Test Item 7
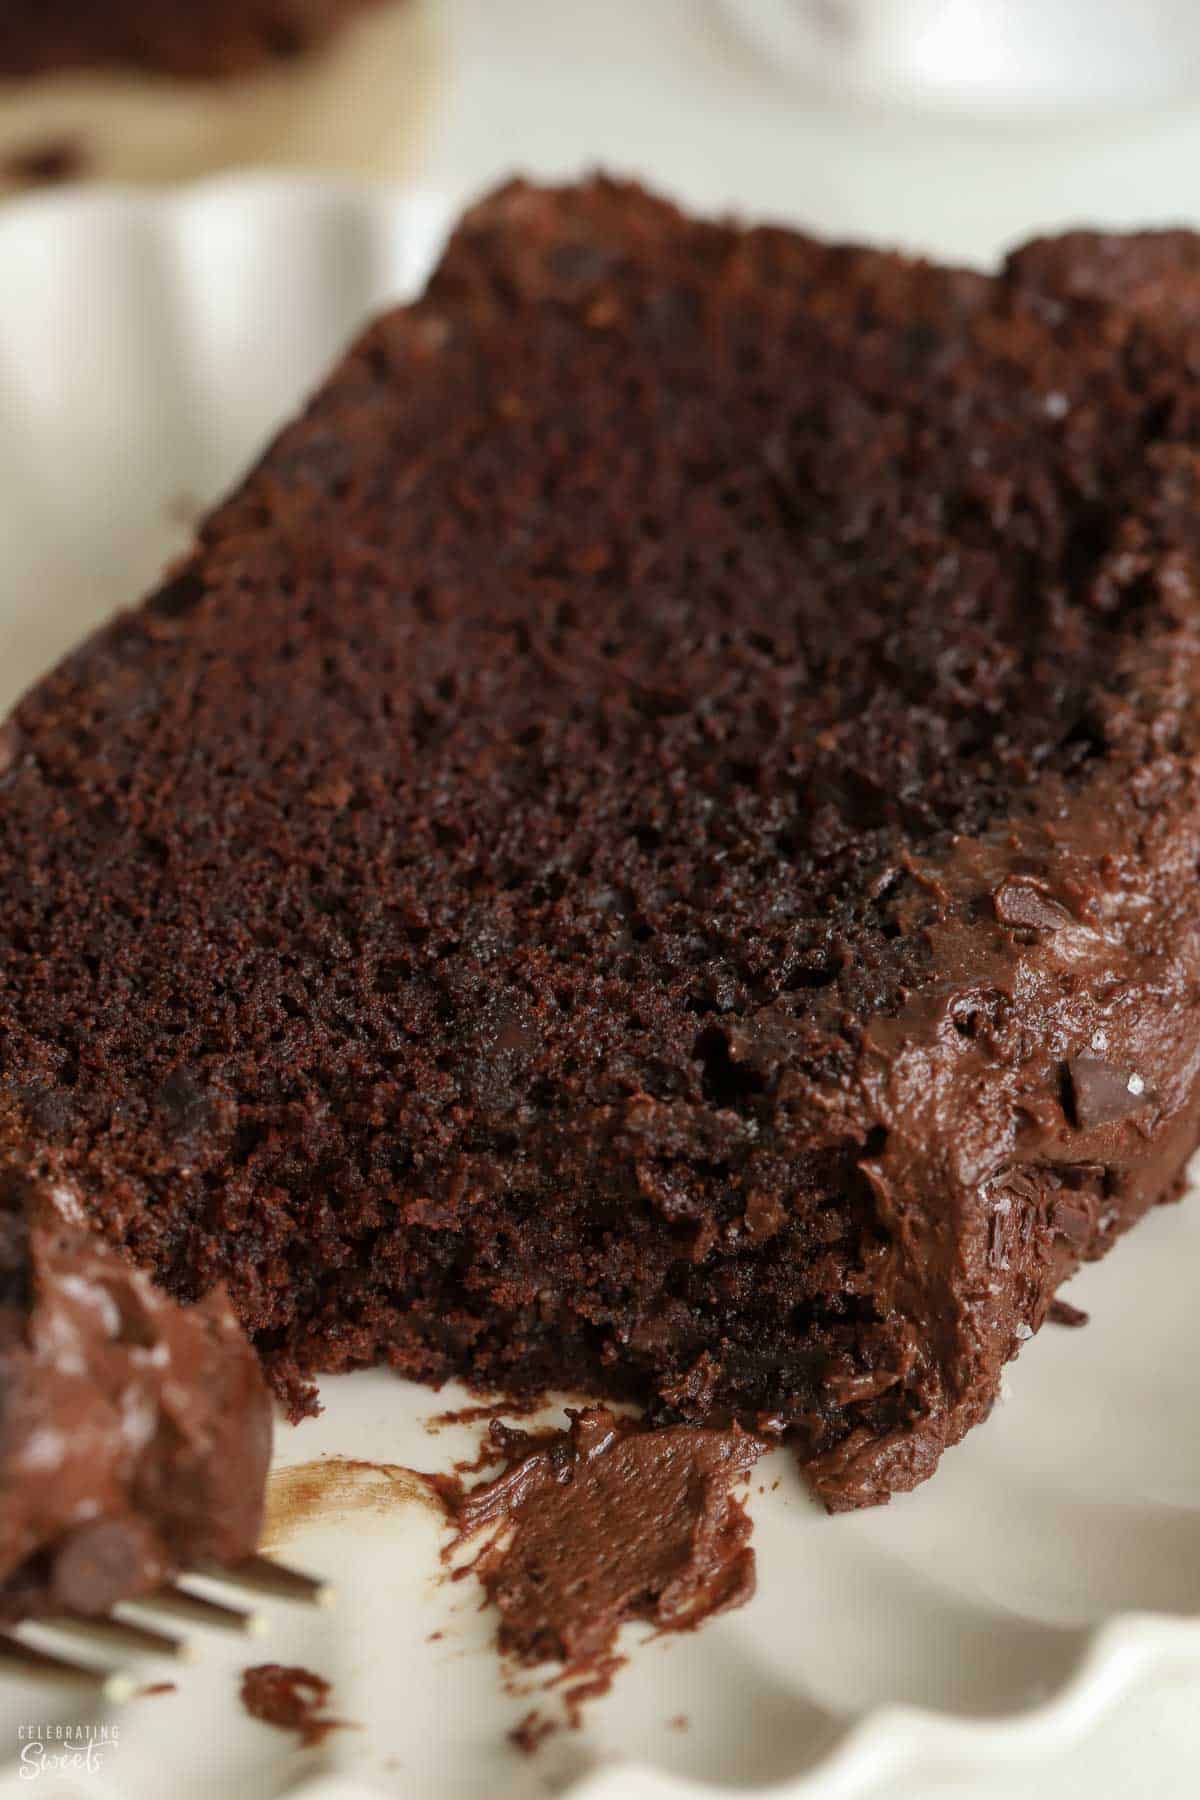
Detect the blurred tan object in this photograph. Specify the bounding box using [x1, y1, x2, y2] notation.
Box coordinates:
[0, 0, 436, 195]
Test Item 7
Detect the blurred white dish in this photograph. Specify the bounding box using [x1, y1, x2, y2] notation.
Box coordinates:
[0, 179, 1197, 1800]
[718, 0, 1200, 118]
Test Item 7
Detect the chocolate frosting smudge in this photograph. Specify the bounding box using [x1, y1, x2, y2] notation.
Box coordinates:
[240, 1664, 346, 1748]
[442, 1407, 763, 1718]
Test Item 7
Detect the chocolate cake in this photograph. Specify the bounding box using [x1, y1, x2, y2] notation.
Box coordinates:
[3, 179, 1200, 1512]
[0, 1, 386, 81]
[0, 1163, 271, 1617]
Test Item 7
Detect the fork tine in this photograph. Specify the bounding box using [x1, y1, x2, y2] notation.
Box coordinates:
[137, 1584, 267, 1636]
[202, 1553, 335, 1609]
[49, 1614, 194, 1661]
[0, 1631, 134, 1703]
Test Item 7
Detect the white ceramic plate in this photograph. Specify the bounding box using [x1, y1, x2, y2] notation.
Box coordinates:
[0, 181, 1197, 1800]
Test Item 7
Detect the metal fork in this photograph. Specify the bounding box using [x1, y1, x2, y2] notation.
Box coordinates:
[0, 1555, 333, 1702]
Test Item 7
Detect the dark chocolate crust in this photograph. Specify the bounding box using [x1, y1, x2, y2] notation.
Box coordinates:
[2, 181, 1200, 1509]
[0, 0, 386, 82]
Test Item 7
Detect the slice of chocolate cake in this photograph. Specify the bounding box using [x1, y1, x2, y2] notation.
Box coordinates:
[0, 1162, 271, 1616]
[0, 1, 388, 81]
[3, 179, 1200, 1511]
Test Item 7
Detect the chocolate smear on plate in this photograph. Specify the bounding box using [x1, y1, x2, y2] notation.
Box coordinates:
[509, 1709, 556, 1755]
[240, 1663, 347, 1748]
[441, 1406, 764, 1733]
[262, 1457, 441, 1550]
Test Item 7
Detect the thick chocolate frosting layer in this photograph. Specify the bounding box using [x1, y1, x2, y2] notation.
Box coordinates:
[0, 1167, 271, 1616]
[803, 490, 1200, 1506]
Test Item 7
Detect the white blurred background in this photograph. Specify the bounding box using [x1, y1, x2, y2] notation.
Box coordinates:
[424, 0, 1200, 264]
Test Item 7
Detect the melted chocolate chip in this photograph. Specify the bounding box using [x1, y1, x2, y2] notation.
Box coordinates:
[1065, 1057, 1153, 1131]
[993, 877, 1075, 934]
[50, 1519, 161, 1616]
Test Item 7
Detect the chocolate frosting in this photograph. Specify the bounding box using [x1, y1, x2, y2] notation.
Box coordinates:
[240, 1664, 343, 1747]
[0, 1167, 271, 1616]
[445, 1408, 762, 1679]
[801, 572, 1200, 1507]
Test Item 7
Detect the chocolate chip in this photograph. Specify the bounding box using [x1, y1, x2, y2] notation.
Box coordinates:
[993, 876, 1075, 933]
[1064, 1056, 1152, 1130]
[148, 568, 205, 623]
[154, 1067, 213, 1142]
[50, 1519, 161, 1616]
